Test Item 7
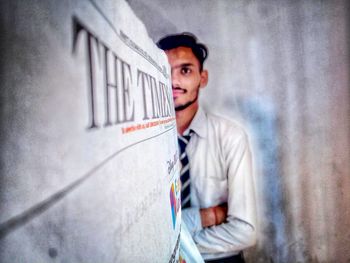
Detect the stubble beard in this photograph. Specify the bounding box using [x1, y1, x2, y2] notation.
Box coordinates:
[174, 84, 200, 112]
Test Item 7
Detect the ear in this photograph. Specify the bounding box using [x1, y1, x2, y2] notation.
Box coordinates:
[199, 69, 208, 88]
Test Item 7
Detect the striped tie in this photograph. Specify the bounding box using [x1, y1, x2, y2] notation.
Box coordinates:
[178, 134, 192, 208]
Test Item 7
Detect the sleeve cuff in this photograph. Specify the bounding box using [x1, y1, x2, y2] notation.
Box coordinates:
[181, 207, 203, 236]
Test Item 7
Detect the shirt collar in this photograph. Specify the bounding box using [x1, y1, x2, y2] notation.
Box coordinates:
[183, 107, 207, 138]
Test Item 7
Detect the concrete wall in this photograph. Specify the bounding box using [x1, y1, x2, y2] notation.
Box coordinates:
[128, 0, 350, 262]
[0, 0, 180, 262]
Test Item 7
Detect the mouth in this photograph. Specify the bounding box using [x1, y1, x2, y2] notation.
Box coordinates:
[172, 87, 186, 98]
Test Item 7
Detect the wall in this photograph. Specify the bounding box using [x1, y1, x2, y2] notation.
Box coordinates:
[128, 0, 350, 262]
[0, 0, 180, 262]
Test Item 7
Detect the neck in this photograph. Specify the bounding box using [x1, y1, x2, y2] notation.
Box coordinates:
[176, 102, 198, 135]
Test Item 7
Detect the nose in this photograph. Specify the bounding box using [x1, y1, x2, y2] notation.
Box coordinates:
[171, 70, 180, 88]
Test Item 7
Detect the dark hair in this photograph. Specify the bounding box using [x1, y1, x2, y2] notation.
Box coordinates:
[156, 32, 208, 71]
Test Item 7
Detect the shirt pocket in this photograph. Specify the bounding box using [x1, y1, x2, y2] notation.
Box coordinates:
[198, 177, 228, 207]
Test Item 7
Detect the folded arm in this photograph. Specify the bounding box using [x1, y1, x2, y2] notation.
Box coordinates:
[182, 132, 257, 255]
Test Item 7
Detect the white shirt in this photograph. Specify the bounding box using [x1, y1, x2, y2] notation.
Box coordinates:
[181, 107, 257, 260]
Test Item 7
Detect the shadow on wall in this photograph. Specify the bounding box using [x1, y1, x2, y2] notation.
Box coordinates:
[233, 96, 289, 263]
[126, 0, 178, 41]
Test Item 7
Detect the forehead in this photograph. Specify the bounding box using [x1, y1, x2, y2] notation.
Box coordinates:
[165, 46, 200, 68]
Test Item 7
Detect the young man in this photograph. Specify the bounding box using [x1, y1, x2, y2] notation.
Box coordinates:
[157, 33, 257, 263]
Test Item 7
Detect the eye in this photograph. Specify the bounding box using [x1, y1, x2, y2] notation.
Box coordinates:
[180, 67, 192, 75]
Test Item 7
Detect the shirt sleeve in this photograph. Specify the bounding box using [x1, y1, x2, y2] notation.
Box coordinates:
[181, 207, 203, 235]
[183, 131, 257, 255]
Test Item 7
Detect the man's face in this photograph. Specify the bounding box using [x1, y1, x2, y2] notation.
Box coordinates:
[165, 47, 208, 111]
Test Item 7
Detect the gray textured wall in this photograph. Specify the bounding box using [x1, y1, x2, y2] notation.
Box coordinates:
[128, 0, 350, 262]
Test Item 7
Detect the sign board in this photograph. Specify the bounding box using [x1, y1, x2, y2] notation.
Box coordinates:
[0, 0, 181, 262]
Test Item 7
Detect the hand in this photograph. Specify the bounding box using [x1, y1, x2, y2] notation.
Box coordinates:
[199, 207, 216, 227]
[214, 204, 228, 225]
[200, 203, 228, 227]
